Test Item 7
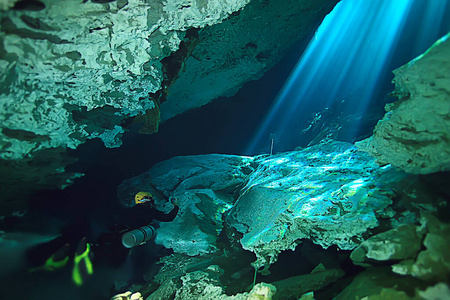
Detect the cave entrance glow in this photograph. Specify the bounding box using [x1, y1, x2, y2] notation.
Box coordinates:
[245, 0, 450, 155]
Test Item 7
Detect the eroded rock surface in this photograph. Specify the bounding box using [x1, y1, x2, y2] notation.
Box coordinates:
[117, 140, 450, 298]
[356, 33, 450, 174]
[117, 154, 255, 256]
[0, 0, 250, 161]
[0, 0, 339, 203]
[350, 224, 423, 266]
[392, 213, 450, 281]
[161, 0, 339, 121]
[226, 141, 404, 268]
[118, 141, 406, 269]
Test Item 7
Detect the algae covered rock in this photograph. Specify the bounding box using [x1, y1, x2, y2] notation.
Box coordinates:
[270, 264, 344, 300]
[350, 224, 423, 266]
[417, 283, 450, 300]
[356, 33, 450, 174]
[344, 214, 450, 300]
[392, 213, 450, 281]
[333, 267, 425, 300]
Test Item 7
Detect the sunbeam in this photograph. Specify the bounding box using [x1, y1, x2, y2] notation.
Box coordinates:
[245, 0, 450, 155]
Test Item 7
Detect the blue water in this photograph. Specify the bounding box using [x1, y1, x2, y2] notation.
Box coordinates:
[246, 0, 450, 155]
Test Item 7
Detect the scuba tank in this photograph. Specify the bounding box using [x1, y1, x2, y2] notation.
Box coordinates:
[121, 225, 156, 248]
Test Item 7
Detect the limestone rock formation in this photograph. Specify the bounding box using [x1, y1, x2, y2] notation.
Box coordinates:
[118, 140, 407, 271]
[392, 213, 450, 281]
[0, 0, 339, 203]
[149, 253, 342, 300]
[226, 140, 404, 269]
[161, 0, 339, 121]
[0, 0, 250, 203]
[0, 0, 340, 160]
[269, 263, 344, 300]
[0, 0, 250, 161]
[356, 33, 450, 174]
[333, 267, 426, 300]
[173, 267, 277, 300]
[350, 224, 423, 267]
[117, 154, 255, 256]
[345, 213, 450, 298]
[118, 140, 450, 298]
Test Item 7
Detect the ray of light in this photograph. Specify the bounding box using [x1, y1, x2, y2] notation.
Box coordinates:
[245, 0, 449, 155]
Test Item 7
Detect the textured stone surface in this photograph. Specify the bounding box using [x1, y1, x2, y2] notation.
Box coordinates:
[162, 0, 339, 121]
[150, 255, 340, 300]
[350, 224, 423, 266]
[356, 33, 450, 174]
[119, 141, 406, 267]
[270, 264, 344, 300]
[418, 283, 450, 300]
[147, 154, 254, 197]
[117, 154, 254, 255]
[333, 267, 423, 300]
[226, 140, 403, 268]
[0, 0, 250, 161]
[392, 213, 450, 281]
[174, 267, 277, 300]
[119, 141, 442, 298]
[0, 0, 340, 202]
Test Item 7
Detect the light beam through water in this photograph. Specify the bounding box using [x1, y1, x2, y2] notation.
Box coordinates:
[245, 0, 450, 155]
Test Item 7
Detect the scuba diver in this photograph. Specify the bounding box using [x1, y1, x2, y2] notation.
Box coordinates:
[26, 191, 180, 288]
[96, 191, 179, 269]
[118, 191, 179, 233]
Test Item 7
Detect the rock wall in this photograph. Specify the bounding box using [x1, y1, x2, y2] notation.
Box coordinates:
[162, 0, 339, 121]
[0, 0, 250, 204]
[0, 0, 250, 161]
[0, 0, 339, 160]
[356, 33, 450, 174]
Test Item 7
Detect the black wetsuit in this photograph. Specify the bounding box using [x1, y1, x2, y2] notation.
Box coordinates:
[27, 203, 179, 269]
[118, 202, 179, 229]
[95, 203, 179, 268]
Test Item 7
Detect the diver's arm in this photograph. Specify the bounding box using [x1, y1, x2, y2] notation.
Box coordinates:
[152, 205, 179, 222]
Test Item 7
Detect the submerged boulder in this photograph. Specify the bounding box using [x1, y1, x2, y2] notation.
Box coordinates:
[357, 33, 450, 174]
[392, 213, 450, 282]
[226, 140, 404, 268]
[350, 224, 424, 267]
